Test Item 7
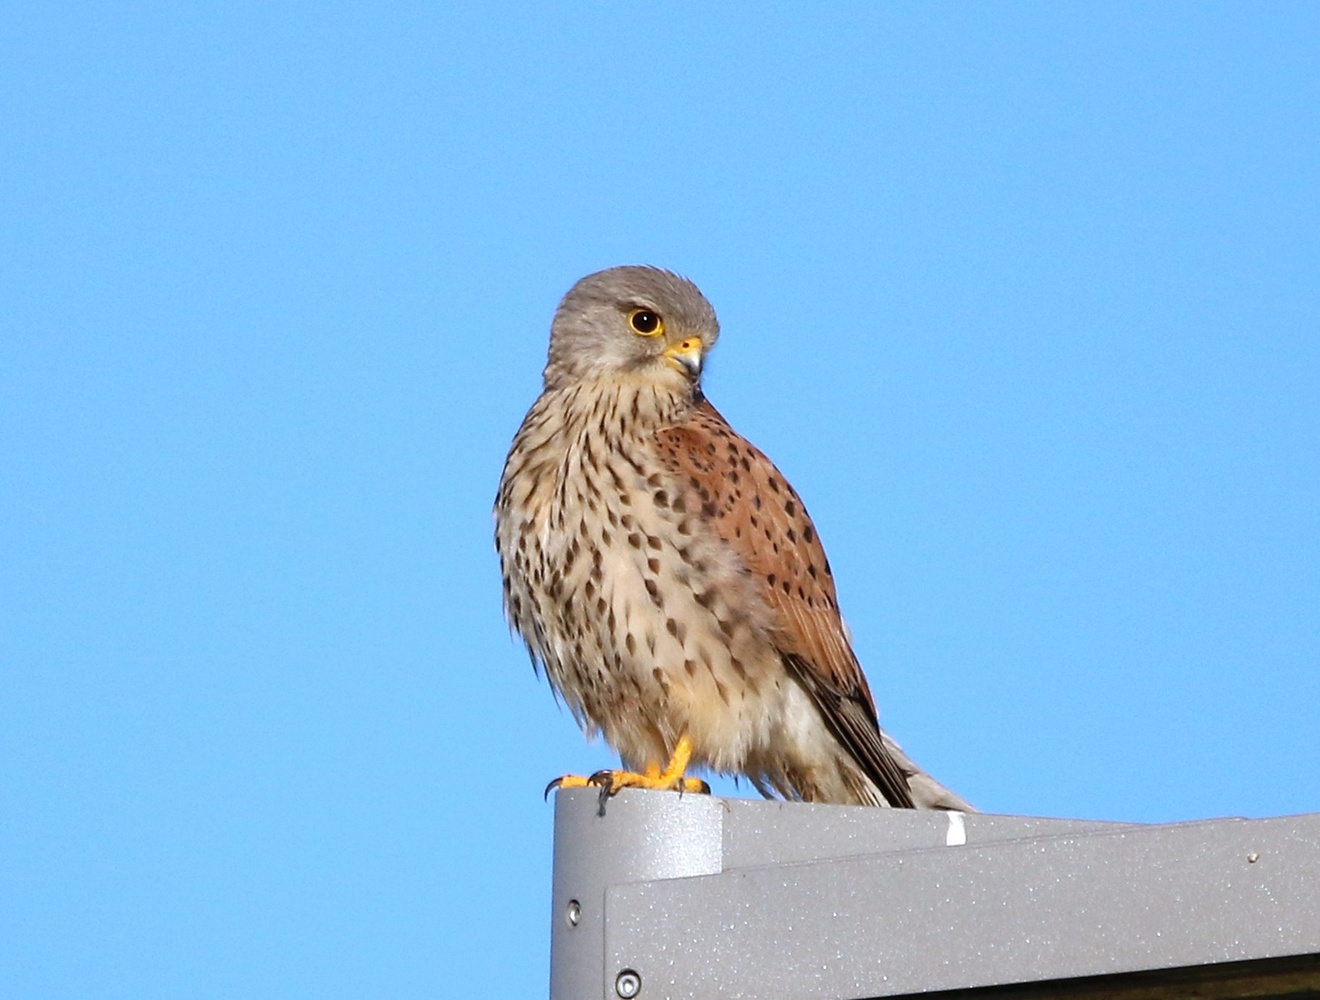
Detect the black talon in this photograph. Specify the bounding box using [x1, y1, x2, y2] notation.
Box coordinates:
[590, 769, 615, 816]
[544, 777, 564, 801]
[678, 778, 711, 798]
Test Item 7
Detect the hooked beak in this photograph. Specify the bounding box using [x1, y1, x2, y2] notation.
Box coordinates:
[663, 338, 703, 379]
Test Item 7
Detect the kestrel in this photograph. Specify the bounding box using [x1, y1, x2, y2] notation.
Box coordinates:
[494, 266, 972, 810]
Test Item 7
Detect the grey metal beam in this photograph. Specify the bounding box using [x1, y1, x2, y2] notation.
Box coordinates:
[549, 789, 1320, 1000]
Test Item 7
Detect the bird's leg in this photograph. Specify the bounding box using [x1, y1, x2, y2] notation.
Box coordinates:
[599, 735, 711, 795]
[544, 735, 712, 804]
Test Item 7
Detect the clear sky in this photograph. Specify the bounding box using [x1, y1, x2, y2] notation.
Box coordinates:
[3, 4, 1318, 998]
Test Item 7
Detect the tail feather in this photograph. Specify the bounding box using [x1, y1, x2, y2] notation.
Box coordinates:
[881, 730, 976, 812]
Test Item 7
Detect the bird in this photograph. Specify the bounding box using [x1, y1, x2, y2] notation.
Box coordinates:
[494, 266, 972, 810]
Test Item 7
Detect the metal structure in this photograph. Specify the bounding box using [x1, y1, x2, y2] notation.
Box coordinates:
[549, 788, 1320, 999]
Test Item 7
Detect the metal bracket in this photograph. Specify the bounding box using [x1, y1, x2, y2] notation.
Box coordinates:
[549, 789, 1320, 999]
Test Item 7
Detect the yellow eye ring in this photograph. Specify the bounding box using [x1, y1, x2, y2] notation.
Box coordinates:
[627, 309, 665, 337]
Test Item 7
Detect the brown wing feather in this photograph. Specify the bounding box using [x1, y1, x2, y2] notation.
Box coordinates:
[655, 399, 915, 807]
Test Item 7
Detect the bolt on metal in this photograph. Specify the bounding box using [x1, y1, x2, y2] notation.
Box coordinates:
[565, 899, 581, 926]
[615, 968, 641, 998]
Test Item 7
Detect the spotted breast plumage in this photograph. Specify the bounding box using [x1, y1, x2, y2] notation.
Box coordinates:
[494, 266, 971, 809]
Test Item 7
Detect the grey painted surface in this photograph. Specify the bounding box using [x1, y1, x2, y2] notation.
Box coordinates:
[550, 791, 724, 1000]
[716, 797, 1129, 870]
[549, 790, 1320, 1000]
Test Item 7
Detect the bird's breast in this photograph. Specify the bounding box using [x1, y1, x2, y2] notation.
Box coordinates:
[496, 383, 786, 771]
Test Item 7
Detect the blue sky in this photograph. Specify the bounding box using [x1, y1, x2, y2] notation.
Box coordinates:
[3, 4, 1317, 997]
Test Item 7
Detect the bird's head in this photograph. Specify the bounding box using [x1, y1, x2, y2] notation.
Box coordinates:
[543, 266, 720, 392]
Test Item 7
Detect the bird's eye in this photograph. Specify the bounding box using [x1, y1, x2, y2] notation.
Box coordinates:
[628, 309, 664, 337]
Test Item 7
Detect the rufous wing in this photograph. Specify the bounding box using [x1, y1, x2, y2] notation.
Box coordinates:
[654, 400, 915, 807]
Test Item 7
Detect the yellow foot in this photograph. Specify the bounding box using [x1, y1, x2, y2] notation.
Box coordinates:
[544, 770, 711, 797]
[543, 736, 711, 813]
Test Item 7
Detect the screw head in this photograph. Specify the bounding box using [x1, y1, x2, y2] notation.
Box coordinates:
[566, 899, 581, 927]
[1247, 852, 1260, 864]
[615, 969, 641, 998]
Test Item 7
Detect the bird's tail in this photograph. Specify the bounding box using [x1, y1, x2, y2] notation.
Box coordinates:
[881, 731, 976, 812]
